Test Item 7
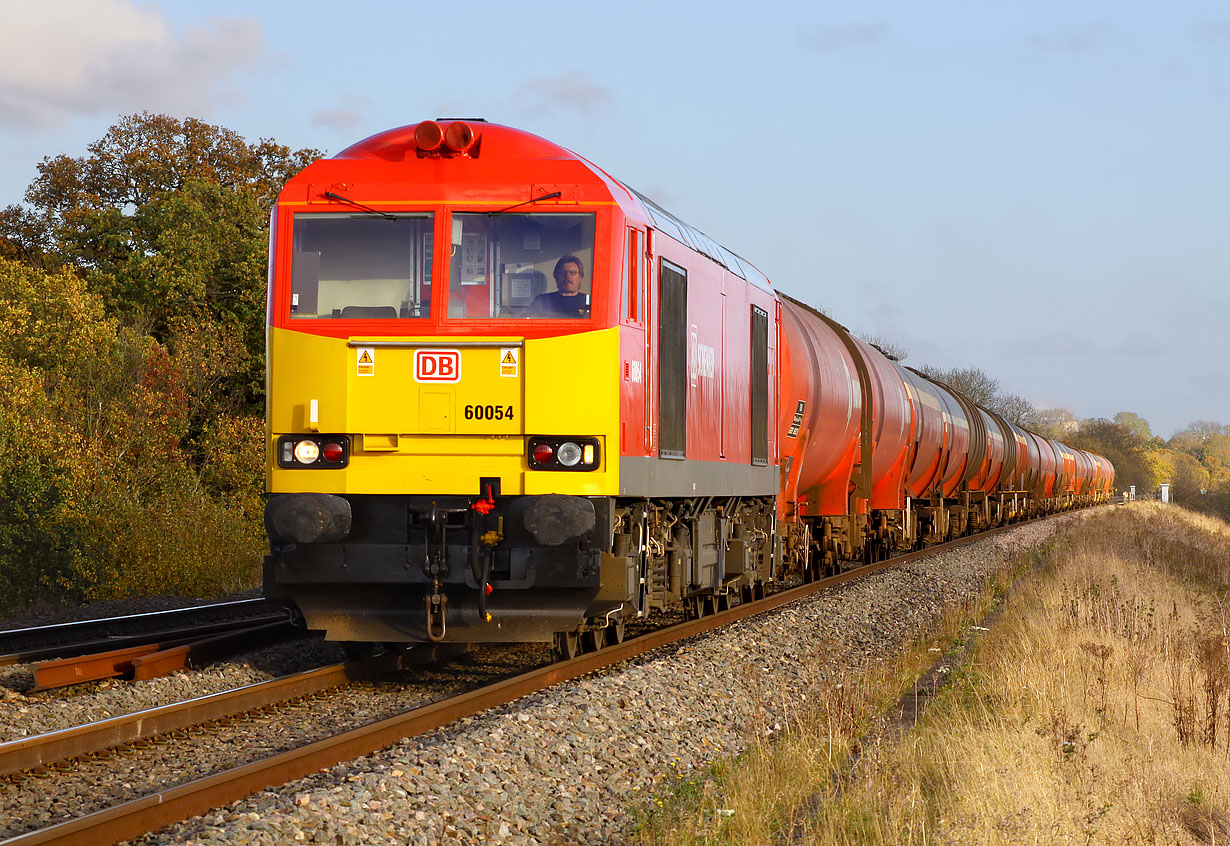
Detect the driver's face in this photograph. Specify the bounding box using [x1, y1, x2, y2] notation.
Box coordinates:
[555, 263, 583, 294]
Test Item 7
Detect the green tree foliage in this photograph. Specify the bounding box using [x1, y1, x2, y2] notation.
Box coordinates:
[0, 257, 265, 607]
[1113, 411, 1155, 444]
[7, 112, 319, 410]
[0, 114, 318, 610]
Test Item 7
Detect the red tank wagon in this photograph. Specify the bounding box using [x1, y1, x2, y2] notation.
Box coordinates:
[262, 120, 1115, 655]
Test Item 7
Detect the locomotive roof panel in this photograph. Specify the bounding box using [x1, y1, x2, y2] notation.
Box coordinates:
[278, 121, 629, 206]
[287, 121, 774, 293]
[618, 186, 773, 293]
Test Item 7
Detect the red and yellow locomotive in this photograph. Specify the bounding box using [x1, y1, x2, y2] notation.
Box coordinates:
[262, 120, 1113, 655]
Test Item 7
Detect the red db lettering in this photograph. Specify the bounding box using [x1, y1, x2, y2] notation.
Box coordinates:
[414, 350, 461, 383]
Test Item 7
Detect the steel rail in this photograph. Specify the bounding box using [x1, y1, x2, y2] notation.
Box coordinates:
[1, 611, 291, 668]
[0, 514, 1059, 846]
[0, 657, 394, 778]
[0, 598, 270, 640]
[27, 620, 296, 691]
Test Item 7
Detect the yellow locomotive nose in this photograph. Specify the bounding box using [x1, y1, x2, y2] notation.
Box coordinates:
[267, 326, 617, 500]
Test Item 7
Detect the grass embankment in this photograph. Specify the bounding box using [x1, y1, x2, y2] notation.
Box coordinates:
[636, 504, 1230, 845]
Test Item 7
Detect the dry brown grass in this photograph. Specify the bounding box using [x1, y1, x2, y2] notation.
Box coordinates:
[635, 504, 1230, 845]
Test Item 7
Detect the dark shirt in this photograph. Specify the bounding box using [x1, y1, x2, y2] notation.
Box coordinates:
[525, 291, 589, 318]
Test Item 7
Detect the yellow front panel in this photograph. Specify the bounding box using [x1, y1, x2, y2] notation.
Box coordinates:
[268, 326, 621, 496]
[347, 344, 523, 435]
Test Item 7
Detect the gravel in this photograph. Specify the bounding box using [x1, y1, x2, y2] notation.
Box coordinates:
[0, 514, 1088, 844]
[0, 636, 349, 741]
[137, 515, 1082, 846]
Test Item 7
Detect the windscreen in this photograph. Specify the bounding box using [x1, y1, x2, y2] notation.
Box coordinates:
[448, 213, 595, 319]
[289, 213, 433, 319]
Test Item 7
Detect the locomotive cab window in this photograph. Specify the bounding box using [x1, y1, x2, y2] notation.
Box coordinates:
[290, 213, 433, 319]
[447, 213, 595, 319]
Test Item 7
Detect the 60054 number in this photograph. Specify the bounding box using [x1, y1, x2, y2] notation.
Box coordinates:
[464, 404, 515, 421]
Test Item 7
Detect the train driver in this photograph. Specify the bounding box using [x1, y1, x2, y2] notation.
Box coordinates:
[525, 255, 590, 318]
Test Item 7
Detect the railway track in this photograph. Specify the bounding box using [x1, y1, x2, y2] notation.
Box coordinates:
[0, 599, 290, 667]
[0, 513, 1080, 846]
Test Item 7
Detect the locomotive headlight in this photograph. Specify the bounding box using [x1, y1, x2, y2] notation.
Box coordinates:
[293, 440, 320, 464]
[527, 437, 600, 472]
[276, 435, 350, 469]
[556, 441, 583, 467]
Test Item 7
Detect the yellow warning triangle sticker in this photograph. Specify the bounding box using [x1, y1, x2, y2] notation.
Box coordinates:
[502, 351, 516, 364]
[358, 350, 373, 364]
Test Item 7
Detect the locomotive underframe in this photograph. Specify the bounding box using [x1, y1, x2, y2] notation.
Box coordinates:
[264, 491, 780, 648]
[775, 487, 1107, 586]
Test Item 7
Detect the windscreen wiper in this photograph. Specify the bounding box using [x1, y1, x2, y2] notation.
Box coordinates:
[324, 191, 397, 220]
[490, 191, 562, 215]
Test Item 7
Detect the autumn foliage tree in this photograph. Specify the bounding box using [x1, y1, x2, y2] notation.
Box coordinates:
[0, 114, 318, 609]
[0, 257, 265, 603]
[11, 112, 318, 408]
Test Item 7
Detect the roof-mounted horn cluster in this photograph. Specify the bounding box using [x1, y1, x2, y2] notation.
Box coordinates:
[412, 120, 481, 158]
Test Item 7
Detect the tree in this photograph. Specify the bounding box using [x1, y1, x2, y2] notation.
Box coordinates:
[0, 204, 56, 268]
[1170, 420, 1230, 456]
[856, 332, 909, 362]
[0, 256, 264, 608]
[1113, 411, 1154, 443]
[13, 113, 319, 345]
[1072, 418, 1155, 494]
[1170, 452, 1211, 503]
[1034, 408, 1078, 439]
[919, 366, 999, 407]
[991, 393, 1039, 428]
[0, 114, 319, 607]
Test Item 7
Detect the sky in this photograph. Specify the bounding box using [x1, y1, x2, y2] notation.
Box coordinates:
[1, 0, 1227, 439]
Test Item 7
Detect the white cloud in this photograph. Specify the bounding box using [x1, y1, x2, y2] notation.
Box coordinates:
[1024, 22, 1114, 54]
[0, 1, 265, 129]
[514, 71, 615, 119]
[1191, 19, 1230, 43]
[312, 106, 366, 133]
[800, 22, 888, 53]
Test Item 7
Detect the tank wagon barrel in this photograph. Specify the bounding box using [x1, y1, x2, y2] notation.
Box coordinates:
[261, 120, 1114, 655]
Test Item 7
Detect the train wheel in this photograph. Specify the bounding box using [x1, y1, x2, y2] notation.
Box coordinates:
[342, 642, 390, 661]
[702, 594, 717, 616]
[584, 629, 604, 653]
[684, 596, 701, 620]
[553, 631, 580, 661]
[717, 593, 731, 612]
[607, 617, 626, 646]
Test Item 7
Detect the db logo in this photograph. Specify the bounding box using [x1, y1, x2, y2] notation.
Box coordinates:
[414, 349, 461, 383]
